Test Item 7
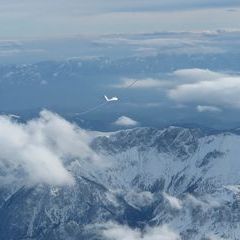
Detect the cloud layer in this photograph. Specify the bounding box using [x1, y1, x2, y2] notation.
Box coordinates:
[0, 110, 98, 186]
[0, 1, 240, 38]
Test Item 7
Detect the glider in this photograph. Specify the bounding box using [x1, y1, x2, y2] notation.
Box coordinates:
[78, 79, 139, 115]
[104, 95, 118, 102]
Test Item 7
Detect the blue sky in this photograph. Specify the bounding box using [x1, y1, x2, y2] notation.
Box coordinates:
[0, 0, 240, 39]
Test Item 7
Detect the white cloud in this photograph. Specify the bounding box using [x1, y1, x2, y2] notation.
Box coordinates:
[102, 223, 140, 240]
[113, 78, 170, 89]
[163, 193, 182, 210]
[125, 191, 154, 208]
[0, 110, 99, 186]
[112, 69, 240, 111]
[172, 68, 226, 82]
[101, 222, 179, 240]
[168, 69, 240, 109]
[114, 116, 139, 127]
[197, 105, 222, 112]
[186, 194, 206, 207]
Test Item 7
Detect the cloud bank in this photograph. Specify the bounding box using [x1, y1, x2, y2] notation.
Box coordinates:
[169, 69, 240, 108]
[0, 110, 98, 186]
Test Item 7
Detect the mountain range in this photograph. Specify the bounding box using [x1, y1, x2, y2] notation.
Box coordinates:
[0, 126, 240, 239]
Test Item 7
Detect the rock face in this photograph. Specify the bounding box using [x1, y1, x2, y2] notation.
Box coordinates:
[1, 126, 240, 239]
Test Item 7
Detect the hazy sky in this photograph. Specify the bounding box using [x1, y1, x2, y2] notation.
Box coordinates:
[0, 0, 240, 39]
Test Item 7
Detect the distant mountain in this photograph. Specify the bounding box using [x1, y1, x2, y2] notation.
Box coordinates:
[1, 53, 240, 107]
[1, 126, 240, 239]
[1, 57, 240, 130]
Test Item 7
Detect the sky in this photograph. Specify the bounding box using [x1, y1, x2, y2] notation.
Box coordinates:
[0, 2, 240, 131]
[0, 0, 240, 39]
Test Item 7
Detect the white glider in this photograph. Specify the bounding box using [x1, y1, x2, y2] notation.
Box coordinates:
[104, 95, 118, 102]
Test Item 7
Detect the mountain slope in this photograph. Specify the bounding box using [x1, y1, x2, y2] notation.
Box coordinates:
[0, 127, 240, 239]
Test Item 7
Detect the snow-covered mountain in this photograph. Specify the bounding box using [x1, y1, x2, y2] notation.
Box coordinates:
[1, 126, 240, 239]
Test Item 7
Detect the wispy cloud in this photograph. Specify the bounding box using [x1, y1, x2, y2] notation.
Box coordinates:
[163, 193, 182, 210]
[186, 194, 220, 209]
[197, 105, 222, 113]
[172, 68, 226, 82]
[111, 68, 240, 111]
